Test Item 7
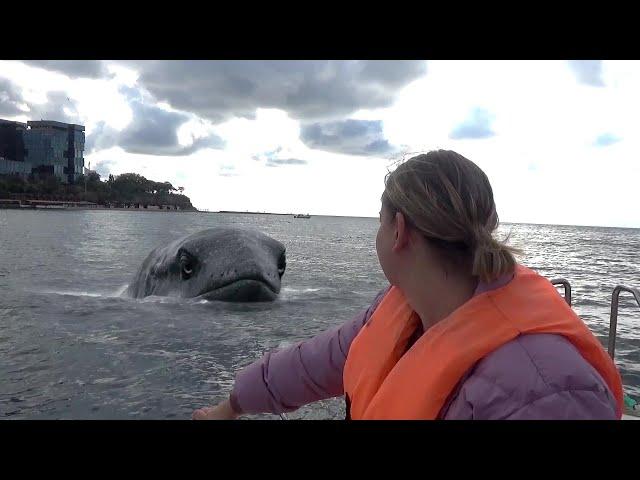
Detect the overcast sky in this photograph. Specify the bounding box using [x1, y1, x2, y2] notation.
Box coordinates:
[1, 60, 638, 227]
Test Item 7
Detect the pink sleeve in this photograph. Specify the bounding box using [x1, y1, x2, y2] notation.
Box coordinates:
[230, 287, 389, 415]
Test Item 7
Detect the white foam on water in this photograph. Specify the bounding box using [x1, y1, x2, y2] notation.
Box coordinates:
[40, 286, 324, 303]
[140, 296, 184, 305]
[80, 332, 122, 345]
[282, 287, 322, 293]
[37, 284, 131, 299]
[279, 286, 325, 301]
[39, 290, 106, 298]
[114, 284, 129, 297]
[93, 377, 118, 385]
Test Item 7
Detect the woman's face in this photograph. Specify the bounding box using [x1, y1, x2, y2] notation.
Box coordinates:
[376, 201, 397, 284]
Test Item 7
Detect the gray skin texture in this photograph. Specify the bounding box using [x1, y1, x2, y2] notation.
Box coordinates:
[125, 227, 286, 302]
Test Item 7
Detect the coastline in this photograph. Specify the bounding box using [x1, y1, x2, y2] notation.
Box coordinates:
[0, 205, 295, 215]
[0, 205, 198, 212]
[215, 210, 291, 216]
[2, 206, 636, 227]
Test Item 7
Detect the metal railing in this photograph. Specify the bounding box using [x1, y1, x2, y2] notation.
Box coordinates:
[549, 278, 640, 360]
[607, 285, 640, 359]
[551, 278, 572, 306]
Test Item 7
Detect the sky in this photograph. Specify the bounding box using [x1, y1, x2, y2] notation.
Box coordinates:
[0, 60, 638, 228]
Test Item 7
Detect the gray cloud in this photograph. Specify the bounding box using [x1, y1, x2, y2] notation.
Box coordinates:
[1, 80, 83, 125]
[0, 78, 25, 117]
[593, 133, 621, 147]
[118, 101, 224, 156]
[250, 147, 307, 167]
[449, 108, 496, 140]
[86, 94, 225, 157]
[252, 147, 283, 162]
[300, 119, 397, 156]
[568, 60, 605, 87]
[2, 77, 220, 158]
[266, 158, 308, 167]
[120, 60, 427, 123]
[85, 121, 119, 153]
[93, 159, 117, 178]
[28, 91, 83, 125]
[23, 60, 109, 79]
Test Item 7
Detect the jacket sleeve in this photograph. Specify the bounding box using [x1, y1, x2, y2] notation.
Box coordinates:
[442, 334, 620, 420]
[229, 287, 390, 415]
[500, 388, 618, 420]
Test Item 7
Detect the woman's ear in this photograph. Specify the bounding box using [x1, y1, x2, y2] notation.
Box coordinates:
[392, 211, 410, 253]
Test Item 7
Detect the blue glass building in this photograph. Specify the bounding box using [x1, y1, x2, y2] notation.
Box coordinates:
[24, 120, 85, 184]
[0, 118, 85, 184]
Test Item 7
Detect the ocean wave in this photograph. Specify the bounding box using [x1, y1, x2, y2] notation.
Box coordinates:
[282, 287, 322, 293]
[36, 285, 131, 299]
[39, 290, 106, 298]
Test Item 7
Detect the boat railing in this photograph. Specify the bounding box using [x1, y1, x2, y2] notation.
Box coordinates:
[551, 278, 640, 359]
[551, 278, 572, 306]
[607, 285, 640, 360]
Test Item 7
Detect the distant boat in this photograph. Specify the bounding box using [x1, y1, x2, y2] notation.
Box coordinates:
[293, 213, 311, 219]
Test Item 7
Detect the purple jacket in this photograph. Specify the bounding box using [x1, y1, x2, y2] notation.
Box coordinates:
[230, 276, 618, 419]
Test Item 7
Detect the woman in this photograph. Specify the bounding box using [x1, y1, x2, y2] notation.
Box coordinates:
[193, 150, 622, 420]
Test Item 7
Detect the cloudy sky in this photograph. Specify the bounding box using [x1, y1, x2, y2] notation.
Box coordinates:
[1, 60, 638, 227]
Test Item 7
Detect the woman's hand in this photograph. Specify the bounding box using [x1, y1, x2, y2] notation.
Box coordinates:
[192, 398, 239, 420]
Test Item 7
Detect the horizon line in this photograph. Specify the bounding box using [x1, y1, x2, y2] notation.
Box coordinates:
[197, 210, 639, 230]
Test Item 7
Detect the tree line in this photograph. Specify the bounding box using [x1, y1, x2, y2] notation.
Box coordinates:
[0, 172, 195, 210]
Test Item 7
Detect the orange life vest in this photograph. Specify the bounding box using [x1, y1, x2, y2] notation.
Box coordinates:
[343, 265, 623, 419]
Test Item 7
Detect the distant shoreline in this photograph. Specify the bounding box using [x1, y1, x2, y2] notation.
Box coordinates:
[0, 204, 197, 212]
[2, 206, 637, 228]
[215, 210, 292, 216]
[0, 206, 370, 219]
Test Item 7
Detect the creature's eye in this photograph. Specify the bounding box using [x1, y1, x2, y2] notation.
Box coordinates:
[278, 252, 286, 277]
[180, 252, 195, 279]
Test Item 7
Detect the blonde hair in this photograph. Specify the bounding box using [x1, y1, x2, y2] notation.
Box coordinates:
[382, 150, 520, 283]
